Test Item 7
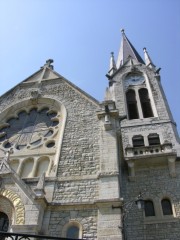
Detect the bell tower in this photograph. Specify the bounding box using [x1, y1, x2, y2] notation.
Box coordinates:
[105, 29, 180, 239]
[106, 29, 179, 179]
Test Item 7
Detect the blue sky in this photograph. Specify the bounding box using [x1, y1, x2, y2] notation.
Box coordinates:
[0, 0, 180, 133]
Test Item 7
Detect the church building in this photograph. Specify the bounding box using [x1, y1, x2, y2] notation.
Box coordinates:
[0, 30, 180, 240]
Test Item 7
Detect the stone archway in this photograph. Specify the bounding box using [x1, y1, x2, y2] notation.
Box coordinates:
[0, 189, 25, 225]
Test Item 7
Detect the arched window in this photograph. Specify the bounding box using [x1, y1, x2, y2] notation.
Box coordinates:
[144, 200, 155, 217]
[148, 133, 160, 146]
[161, 199, 173, 215]
[0, 212, 9, 232]
[132, 135, 144, 147]
[35, 157, 50, 177]
[21, 158, 34, 178]
[126, 90, 139, 120]
[139, 88, 153, 118]
[66, 225, 80, 239]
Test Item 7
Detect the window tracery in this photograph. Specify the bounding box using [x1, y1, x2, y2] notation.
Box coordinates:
[0, 107, 58, 150]
[0, 98, 65, 178]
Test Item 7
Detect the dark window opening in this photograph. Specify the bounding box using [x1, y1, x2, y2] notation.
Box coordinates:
[132, 135, 144, 147]
[46, 141, 55, 148]
[144, 200, 155, 217]
[126, 90, 139, 119]
[0, 212, 9, 232]
[66, 226, 79, 239]
[161, 199, 173, 215]
[148, 133, 160, 146]
[139, 88, 153, 118]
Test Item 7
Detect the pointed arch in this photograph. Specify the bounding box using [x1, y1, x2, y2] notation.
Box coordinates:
[139, 88, 153, 118]
[126, 89, 139, 119]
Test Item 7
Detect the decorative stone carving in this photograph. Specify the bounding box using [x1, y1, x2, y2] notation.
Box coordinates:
[97, 100, 119, 131]
[0, 189, 25, 225]
[30, 89, 41, 104]
[34, 172, 46, 197]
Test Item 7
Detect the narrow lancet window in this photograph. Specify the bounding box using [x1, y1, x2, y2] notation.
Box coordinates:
[139, 88, 153, 118]
[126, 90, 139, 119]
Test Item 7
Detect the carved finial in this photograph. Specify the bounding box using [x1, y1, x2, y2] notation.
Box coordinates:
[46, 59, 53, 66]
[108, 51, 117, 76]
[44, 59, 54, 70]
[121, 28, 125, 34]
[37, 172, 45, 190]
[34, 172, 46, 197]
[143, 47, 156, 69]
[6, 148, 13, 163]
[0, 149, 13, 174]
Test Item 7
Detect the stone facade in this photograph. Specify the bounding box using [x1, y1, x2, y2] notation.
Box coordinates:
[0, 33, 180, 240]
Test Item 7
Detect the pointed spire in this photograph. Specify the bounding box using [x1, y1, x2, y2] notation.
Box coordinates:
[143, 47, 155, 68]
[108, 52, 117, 75]
[116, 29, 145, 68]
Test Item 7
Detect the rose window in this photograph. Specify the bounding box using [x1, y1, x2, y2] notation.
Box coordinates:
[0, 107, 58, 150]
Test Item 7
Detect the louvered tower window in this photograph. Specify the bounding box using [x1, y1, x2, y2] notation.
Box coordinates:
[132, 135, 144, 147]
[126, 90, 139, 119]
[148, 133, 160, 146]
[139, 88, 153, 118]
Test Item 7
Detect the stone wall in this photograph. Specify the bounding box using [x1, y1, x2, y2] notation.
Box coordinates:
[41, 80, 100, 177]
[53, 179, 98, 203]
[47, 207, 98, 240]
[121, 162, 180, 240]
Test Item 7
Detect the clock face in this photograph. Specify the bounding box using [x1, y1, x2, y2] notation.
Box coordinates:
[126, 75, 144, 86]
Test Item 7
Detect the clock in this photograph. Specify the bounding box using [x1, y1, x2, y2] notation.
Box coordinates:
[126, 75, 145, 86]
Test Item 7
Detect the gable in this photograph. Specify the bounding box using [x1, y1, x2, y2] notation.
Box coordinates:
[23, 67, 60, 83]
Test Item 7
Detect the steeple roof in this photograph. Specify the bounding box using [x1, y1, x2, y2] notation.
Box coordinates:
[116, 29, 145, 68]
